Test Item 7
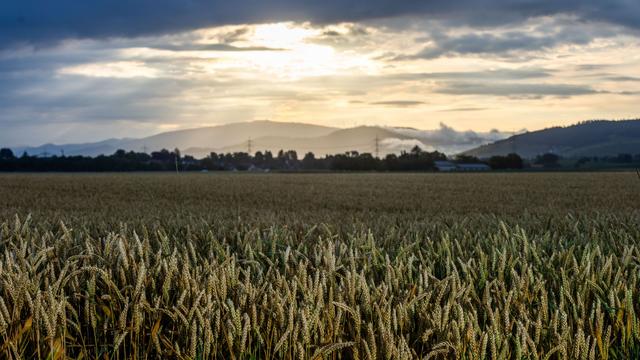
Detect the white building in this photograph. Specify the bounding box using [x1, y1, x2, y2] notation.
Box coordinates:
[434, 161, 458, 171]
[456, 163, 491, 171]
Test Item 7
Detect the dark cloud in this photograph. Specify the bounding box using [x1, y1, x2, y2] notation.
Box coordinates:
[438, 107, 489, 112]
[436, 82, 600, 98]
[370, 100, 425, 107]
[310, 24, 372, 48]
[1, 1, 639, 48]
[575, 64, 611, 71]
[400, 21, 607, 60]
[413, 69, 552, 80]
[607, 76, 640, 82]
[298, 69, 552, 94]
[617, 90, 640, 95]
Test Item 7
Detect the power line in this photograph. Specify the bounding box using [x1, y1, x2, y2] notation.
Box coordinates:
[213, 141, 375, 152]
[253, 142, 374, 151]
[174, 148, 180, 174]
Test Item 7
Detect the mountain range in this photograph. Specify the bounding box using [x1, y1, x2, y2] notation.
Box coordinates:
[10, 119, 640, 159]
[11, 120, 511, 158]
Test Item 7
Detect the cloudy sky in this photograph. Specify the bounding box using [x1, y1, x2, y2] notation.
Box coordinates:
[1, 1, 639, 147]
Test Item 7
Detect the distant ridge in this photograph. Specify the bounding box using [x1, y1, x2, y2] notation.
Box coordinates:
[463, 119, 640, 158]
[13, 121, 338, 157]
[16, 119, 640, 159]
[11, 120, 511, 157]
[184, 126, 407, 157]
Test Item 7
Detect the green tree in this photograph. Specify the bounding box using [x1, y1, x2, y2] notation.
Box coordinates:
[0, 148, 15, 160]
[535, 153, 560, 168]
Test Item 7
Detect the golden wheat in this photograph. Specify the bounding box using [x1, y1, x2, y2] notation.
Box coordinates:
[0, 172, 638, 359]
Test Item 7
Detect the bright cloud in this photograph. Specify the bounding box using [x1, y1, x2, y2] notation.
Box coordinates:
[59, 61, 160, 78]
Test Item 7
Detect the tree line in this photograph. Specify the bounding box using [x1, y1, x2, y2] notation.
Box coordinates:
[0, 146, 527, 172]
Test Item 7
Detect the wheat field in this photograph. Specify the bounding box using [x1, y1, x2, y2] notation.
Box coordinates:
[0, 172, 639, 359]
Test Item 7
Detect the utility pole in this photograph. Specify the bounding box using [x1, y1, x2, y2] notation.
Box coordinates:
[248, 138, 252, 155]
[174, 148, 180, 174]
[375, 135, 379, 159]
[142, 144, 148, 154]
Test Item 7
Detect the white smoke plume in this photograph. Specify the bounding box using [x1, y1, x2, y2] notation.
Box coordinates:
[380, 138, 433, 153]
[387, 123, 518, 154]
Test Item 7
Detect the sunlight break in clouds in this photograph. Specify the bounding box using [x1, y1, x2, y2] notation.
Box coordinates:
[1, 5, 640, 146]
[196, 23, 378, 80]
[251, 23, 317, 48]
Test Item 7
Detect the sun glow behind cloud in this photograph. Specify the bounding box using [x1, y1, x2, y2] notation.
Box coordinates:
[251, 23, 318, 48]
[200, 23, 378, 80]
[72, 23, 380, 81]
[2, 16, 639, 145]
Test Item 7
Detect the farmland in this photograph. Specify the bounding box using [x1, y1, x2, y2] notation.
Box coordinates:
[0, 172, 639, 359]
